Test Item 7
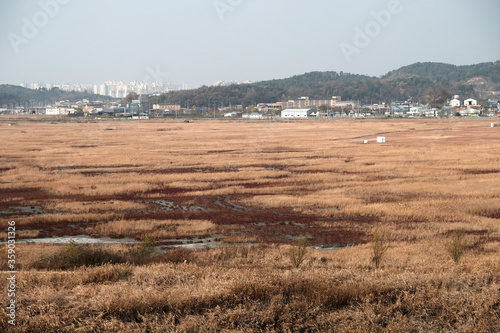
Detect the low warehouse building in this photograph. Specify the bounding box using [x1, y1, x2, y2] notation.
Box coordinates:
[281, 109, 315, 118]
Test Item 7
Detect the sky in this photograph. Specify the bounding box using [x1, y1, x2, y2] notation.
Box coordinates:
[1, 0, 499, 87]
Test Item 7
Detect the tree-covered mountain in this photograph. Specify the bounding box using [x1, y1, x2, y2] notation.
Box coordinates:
[154, 61, 500, 107]
[155, 73, 390, 107]
[381, 61, 500, 101]
[383, 61, 500, 84]
[3, 61, 499, 109]
[0, 85, 112, 108]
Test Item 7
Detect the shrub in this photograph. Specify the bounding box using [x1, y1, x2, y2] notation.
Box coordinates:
[372, 228, 391, 269]
[220, 241, 238, 263]
[34, 243, 128, 270]
[78, 245, 127, 266]
[447, 229, 469, 263]
[214, 240, 252, 266]
[63, 239, 83, 265]
[289, 236, 308, 268]
[136, 234, 156, 260]
[154, 248, 194, 264]
[79, 263, 133, 284]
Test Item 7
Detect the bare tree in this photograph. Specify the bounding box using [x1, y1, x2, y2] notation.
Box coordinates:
[424, 88, 451, 109]
[125, 92, 139, 103]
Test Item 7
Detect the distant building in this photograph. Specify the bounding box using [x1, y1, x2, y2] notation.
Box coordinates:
[408, 107, 427, 117]
[242, 112, 264, 119]
[257, 103, 282, 112]
[93, 84, 107, 96]
[460, 108, 480, 117]
[464, 98, 477, 106]
[82, 105, 95, 114]
[449, 98, 461, 107]
[97, 108, 116, 116]
[385, 101, 410, 116]
[280, 96, 346, 109]
[44, 108, 72, 115]
[153, 104, 181, 112]
[425, 109, 438, 117]
[281, 109, 315, 118]
[278, 96, 343, 109]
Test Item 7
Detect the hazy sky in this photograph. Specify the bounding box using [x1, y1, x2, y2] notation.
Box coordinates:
[1, 0, 499, 86]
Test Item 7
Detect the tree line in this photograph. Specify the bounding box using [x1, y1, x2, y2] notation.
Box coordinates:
[152, 61, 499, 108]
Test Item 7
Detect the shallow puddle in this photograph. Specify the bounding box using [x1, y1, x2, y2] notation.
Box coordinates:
[0, 206, 46, 216]
[142, 200, 211, 212]
[159, 235, 223, 249]
[11, 235, 139, 244]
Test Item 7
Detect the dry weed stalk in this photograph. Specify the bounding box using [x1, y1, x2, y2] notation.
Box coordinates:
[447, 228, 469, 263]
[289, 235, 309, 268]
[372, 228, 391, 269]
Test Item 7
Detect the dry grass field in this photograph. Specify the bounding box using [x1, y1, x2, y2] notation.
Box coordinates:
[0, 117, 499, 332]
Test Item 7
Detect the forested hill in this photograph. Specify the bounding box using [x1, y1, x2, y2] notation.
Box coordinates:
[155, 61, 500, 107]
[0, 85, 111, 107]
[383, 62, 500, 84]
[3, 61, 499, 109]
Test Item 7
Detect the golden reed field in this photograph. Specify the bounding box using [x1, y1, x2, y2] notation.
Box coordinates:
[1, 117, 499, 332]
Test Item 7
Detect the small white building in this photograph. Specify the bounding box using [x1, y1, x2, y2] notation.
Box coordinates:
[460, 108, 480, 117]
[44, 108, 71, 115]
[449, 98, 461, 107]
[408, 107, 425, 117]
[281, 109, 314, 118]
[425, 109, 438, 117]
[464, 98, 477, 106]
[242, 112, 264, 119]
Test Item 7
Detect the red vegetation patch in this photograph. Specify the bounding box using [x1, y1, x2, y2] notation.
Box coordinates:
[71, 145, 98, 148]
[143, 167, 240, 175]
[462, 169, 500, 175]
[0, 188, 48, 204]
[121, 193, 369, 245]
[206, 149, 238, 154]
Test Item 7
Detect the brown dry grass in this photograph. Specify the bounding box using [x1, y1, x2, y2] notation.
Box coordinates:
[0, 243, 498, 332]
[93, 219, 217, 239]
[0, 117, 499, 331]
